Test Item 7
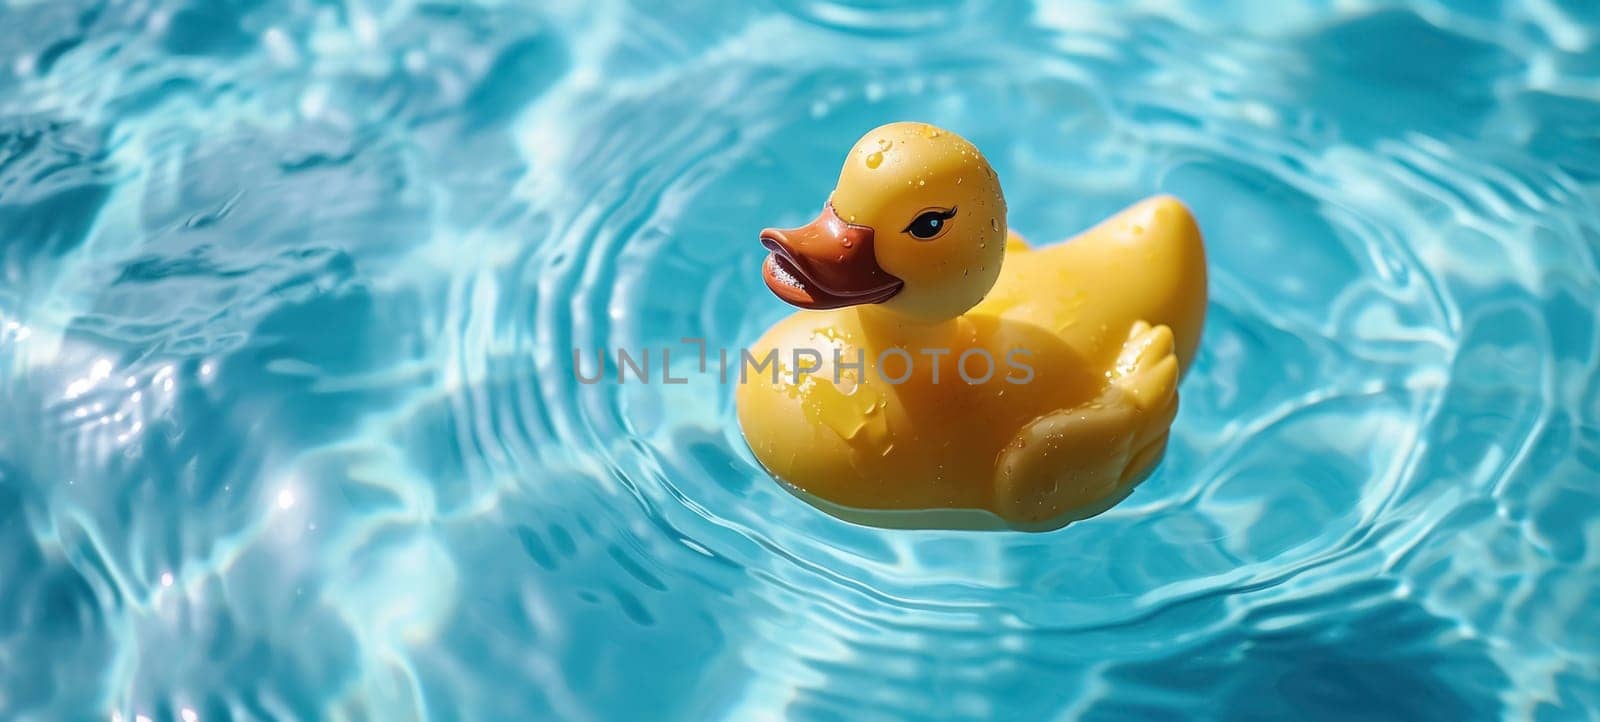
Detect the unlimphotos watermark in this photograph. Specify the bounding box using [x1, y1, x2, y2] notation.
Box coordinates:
[573, 338, 1035, 386]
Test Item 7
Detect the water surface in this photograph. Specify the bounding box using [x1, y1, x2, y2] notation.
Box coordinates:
[1, 1, 1598, 720]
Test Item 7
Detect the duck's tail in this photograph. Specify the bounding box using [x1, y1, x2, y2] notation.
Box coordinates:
[1131, 196, 1206, 371]
[1065, 195, 1208, 373]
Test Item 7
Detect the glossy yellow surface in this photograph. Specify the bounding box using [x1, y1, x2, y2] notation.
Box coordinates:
[737, 122, 1207, 531]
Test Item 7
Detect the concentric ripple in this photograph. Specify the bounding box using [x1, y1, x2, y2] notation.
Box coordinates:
[1, 1, 1598, 720]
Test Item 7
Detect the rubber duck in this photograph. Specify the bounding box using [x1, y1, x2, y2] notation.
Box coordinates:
[737, 122, 1206, 531]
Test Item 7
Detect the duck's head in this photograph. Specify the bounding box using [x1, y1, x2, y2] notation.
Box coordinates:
[760, 121, 1007, 322]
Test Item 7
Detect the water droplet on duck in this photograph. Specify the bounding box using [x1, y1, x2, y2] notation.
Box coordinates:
[865, 151, 883, 169]
[991, 219, 999, 231]
[876, 138, 892, 151]
[917, 179, 925, 187]
[921, 124, 941, 138]
[841, 238, 853, 248]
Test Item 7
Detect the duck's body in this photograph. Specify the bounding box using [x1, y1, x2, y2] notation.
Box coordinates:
[737, 123, 1206, 530]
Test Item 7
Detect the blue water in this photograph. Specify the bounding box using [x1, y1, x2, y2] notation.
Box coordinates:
[1, 1, 1598, 720]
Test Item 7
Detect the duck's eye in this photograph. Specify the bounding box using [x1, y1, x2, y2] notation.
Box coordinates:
[904, 207, 957, 240]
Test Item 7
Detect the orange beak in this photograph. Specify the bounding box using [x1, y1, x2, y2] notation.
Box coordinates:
[759, 204, 903, 310]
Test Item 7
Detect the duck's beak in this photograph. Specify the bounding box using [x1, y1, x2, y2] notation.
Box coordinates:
[759, 204, 903, 310]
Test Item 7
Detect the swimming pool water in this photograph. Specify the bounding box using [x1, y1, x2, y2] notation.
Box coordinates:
[1, 0, 1598, 720]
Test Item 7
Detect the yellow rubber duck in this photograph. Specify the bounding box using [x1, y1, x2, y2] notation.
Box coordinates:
[737, 122, 1206, 531]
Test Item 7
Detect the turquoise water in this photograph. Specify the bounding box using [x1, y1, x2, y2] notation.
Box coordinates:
[2, 0, 1598, 719]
